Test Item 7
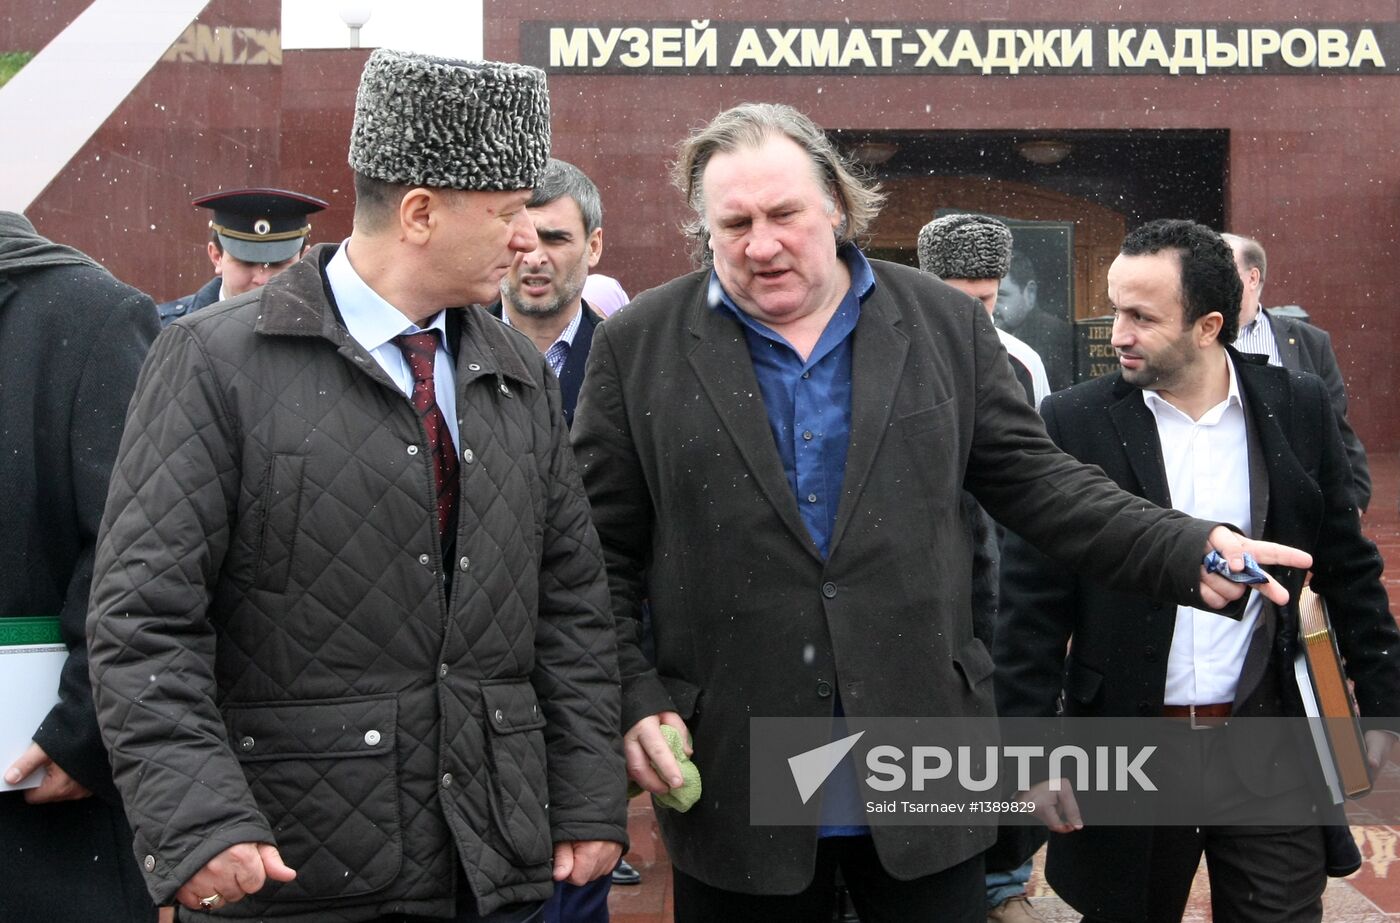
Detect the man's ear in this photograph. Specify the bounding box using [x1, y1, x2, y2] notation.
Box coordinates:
[586, 227, 603, 269]
[207, 241, 224, 276]
[1198, 311, 1225, 346]
[398, 187, 436, 244]
[1024, 279, 1038, 309]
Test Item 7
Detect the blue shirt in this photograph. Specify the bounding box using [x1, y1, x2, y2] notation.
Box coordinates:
[710, 245, 874, 557]
[711, 244, 876, 835]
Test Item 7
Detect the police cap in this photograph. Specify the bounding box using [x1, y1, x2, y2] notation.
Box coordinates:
[193, 187, 329, 264]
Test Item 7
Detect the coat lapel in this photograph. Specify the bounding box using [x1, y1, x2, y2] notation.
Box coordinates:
[826, 293, 909, 556]
[1265, 311, 1304, 368]
[556, 304, 599, 425]
[685, 295, 823, 561]
[1238, 370, 1271, 542]
[1107, 377, 1171, 507]
[1232, 353, 1289, 710]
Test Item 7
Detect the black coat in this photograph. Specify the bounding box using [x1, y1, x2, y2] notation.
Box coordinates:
[572, 259, 1219, 894]
[994, 350, 1400, 918]
[0, 212, 159, 921]
[1265, 309, 1371, 511]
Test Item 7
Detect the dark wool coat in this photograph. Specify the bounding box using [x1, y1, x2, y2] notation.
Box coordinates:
[994, 352, 1400, 919]
[0, 212, 160, 922]
[571, 258, 1219, 895]
[1264, 309, 1371, 511]
[88, 245, 625, 921]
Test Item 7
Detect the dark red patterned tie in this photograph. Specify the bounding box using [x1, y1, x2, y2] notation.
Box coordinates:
[394, 332, 458, 544]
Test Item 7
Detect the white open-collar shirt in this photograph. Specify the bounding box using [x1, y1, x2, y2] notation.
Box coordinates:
[1142, 352, 1263, 706]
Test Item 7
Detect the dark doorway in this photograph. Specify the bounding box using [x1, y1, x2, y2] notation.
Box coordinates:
[833, 128, 1229, 233]
[837, 129, 1228, 386]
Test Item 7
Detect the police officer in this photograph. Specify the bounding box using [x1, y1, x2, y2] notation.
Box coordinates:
[158, 187, 327, 326]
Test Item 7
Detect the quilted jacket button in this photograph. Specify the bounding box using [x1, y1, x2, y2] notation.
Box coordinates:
[468, 364, 481, 372]
[462, 448, 475, 464]
[143, 855, 156, 872]
[494, 708, 505, 724]
[364, 730, 381, 746]
[418, 553, 430, 566]
[459, 556, 470, 571]
[441, 773, 454, 788]
[439, 663, 449, 678]
[239, 736, 255, 752]
[406, 445, 419, 456]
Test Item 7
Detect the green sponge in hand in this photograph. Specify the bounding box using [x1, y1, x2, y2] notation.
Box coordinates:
[626, 724, 701, 812]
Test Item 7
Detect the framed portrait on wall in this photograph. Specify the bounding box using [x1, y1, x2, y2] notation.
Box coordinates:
[997, 218, 1076, 391]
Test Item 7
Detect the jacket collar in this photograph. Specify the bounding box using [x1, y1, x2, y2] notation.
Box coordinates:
[1106, 371, 1172, 510]
[684, 283, 819, 559]
[1106, 347, 1272, 531]
[682, 262, 907, 562]
[255, 243, 537, 390]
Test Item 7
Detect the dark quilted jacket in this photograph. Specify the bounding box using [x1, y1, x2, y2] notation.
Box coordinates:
[88, 245, 625, 921]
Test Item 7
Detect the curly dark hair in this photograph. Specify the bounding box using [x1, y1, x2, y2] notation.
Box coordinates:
[1120, 219, 1242, 344]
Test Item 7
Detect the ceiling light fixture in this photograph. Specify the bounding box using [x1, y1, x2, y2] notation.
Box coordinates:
[1017, 139, 1073, 165]
[849, 141, 900, 166]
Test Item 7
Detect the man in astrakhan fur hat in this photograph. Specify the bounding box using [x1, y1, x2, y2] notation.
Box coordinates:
[918, 213, 1049, 409]
[89, 50, 626, 922]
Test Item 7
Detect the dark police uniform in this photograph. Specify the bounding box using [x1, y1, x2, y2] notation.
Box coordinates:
[158, 187, 327, 326]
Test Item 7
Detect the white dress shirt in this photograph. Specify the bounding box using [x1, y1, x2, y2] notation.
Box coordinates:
[325, 242, 459, 448]
[1143, 353, 1263, 706]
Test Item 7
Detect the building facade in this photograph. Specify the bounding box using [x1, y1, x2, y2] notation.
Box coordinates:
[4, 0, 1397, 450]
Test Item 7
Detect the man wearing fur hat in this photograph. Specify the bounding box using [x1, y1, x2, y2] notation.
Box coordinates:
[917, 212, 1049, 923]
[918, 213, 1049, 410]
[89, 50, 625, 922]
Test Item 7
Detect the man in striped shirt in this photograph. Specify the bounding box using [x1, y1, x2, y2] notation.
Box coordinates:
[1223, 233, 1371, 511]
